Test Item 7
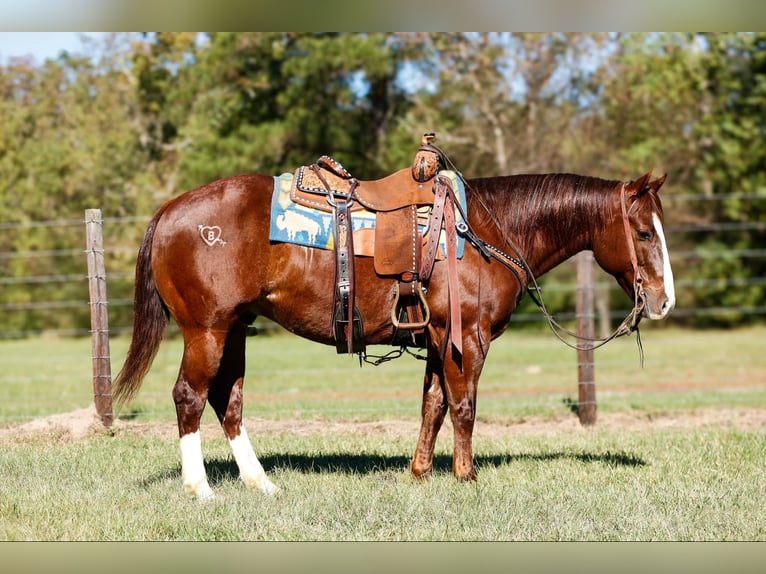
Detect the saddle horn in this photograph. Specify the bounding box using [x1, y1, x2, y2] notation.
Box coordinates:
[411, 132, 441, 183]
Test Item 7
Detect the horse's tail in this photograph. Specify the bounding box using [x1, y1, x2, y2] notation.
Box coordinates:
[112, 205, 170, 407]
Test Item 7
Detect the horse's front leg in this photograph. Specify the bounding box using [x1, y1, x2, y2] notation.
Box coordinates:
[443, 339, 484, 481]
[207, 323, 279, 496]
[410, 354, 448, 478]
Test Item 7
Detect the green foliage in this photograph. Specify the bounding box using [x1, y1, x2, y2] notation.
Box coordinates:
[1, 32, 764, 334]
[685, 33, 766, 325]
[133, 32, 416, 188]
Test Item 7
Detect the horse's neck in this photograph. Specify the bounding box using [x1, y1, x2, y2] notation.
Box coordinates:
[513, 186, 612, 278]
[470, 173, 617, 280]
[524, 227, 592, 279]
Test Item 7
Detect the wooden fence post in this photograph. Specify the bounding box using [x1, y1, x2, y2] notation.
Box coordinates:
[84, 209, 113, 428]
[575, 250, 597, 425]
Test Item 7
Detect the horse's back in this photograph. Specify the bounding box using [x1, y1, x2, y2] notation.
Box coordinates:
[157, 173, 273, 228]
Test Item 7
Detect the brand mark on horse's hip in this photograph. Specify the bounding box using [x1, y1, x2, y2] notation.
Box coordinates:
[198, 225, 227, 247]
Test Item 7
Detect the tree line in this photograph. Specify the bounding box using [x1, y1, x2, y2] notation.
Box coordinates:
[1, 32, 764, 333]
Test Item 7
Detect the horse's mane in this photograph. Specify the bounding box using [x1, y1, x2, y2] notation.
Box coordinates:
[465, 173, 621, 245]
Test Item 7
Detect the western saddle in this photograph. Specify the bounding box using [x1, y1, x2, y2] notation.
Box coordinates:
[289, 133, 464, 358]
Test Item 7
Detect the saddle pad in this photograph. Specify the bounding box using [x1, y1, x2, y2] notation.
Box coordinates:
[269, 171, 466, 259]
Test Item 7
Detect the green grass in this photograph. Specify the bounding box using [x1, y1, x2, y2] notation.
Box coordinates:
[0, 421, 763, 540]
[2, 325, 764, 424]
[0, 327, 764, 540]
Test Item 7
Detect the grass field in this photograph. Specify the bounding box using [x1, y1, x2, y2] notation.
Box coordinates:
[0, 326, 764, 540]
[2, 324, 765, 424]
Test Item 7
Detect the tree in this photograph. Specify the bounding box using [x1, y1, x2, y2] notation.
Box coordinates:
[1, 32, 763, 335]
[687, 32, 766, 325]
[126, 32, 420, 195]
[0, 37, 152, 333]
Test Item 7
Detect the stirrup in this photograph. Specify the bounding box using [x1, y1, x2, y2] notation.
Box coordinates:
[334, 303, 365, 354]
[391, 282, 430, 330]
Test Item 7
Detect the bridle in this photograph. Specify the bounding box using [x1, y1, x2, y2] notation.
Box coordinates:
[619, 181, 647, 333]
[436, 146, 648, 359]
[486, 182, 646, 360]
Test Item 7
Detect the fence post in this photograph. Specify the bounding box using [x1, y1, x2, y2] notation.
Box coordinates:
[84, 209, 113, 428]
[575, 250, 596, 425]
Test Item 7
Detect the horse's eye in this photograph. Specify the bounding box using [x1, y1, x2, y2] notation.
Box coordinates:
[636, 229, 653, 241]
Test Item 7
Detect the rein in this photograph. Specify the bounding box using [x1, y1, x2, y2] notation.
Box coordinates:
[520, 183, 646, 362]
[435, 147, 646, 360]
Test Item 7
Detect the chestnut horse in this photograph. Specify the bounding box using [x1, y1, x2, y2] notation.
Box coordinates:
[113, 169, 675, 499]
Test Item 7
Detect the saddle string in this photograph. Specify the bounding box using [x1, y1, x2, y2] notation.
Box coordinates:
[310, 163, 364, 354]
[434, 144, 645, 359]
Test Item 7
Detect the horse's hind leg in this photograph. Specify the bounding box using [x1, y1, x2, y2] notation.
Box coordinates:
[411, 354, 448, 478]
[173, 328, 223, 500]
[207, 322, 278, 495]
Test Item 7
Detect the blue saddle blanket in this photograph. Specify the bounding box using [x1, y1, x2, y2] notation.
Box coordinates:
[269, 170, 466, 259]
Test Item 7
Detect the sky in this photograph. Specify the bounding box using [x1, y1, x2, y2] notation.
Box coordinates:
[0, 32, 105, 65]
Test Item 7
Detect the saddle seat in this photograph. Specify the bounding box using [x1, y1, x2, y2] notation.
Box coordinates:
[291, 164, 437, 213]
[290, 162, 446, 278]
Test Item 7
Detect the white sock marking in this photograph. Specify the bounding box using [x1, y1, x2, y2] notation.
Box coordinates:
[229, 424, 279, 495]
[180, 431, 214, 500]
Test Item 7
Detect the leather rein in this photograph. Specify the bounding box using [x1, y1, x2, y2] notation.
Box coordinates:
[521, 182, 646, 356]
[436, 148, 647, 359]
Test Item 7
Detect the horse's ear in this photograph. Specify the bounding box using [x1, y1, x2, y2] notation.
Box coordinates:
[650, 173, 667, 193]
[627, 171, 653, 198]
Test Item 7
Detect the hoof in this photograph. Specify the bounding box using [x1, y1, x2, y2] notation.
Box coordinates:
[410, 462, 433, 481]
[185, 481, 215, 501]
[260, 480, 280, 496]
[243, 474, 280, 495]
[453, 468, 477, 482]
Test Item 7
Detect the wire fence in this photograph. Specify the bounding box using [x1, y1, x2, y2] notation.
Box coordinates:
[1, 207, 764, 336]
[0, 191, 764, 424]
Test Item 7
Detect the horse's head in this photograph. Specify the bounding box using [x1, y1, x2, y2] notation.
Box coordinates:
[594, 171, 676, 321]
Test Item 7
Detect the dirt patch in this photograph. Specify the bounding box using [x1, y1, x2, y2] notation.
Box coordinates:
[475, 407, 766, 438]
[239, 407, 766, 440]
[1, 406, 763, 444]
[0, 404, 128, 442]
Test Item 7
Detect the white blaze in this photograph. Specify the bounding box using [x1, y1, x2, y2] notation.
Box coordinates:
[653, 212, 676, 316]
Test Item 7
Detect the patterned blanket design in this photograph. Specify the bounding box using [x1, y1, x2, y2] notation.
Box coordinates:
[269, 170, 466, 259]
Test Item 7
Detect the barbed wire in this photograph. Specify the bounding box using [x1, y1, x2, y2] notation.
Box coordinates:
[666, 191, 766, 202]
[668, 221, 766, 232]
[0, 272, 133, 285]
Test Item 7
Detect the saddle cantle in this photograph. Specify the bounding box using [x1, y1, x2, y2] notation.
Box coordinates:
[316, 155, 352, 179]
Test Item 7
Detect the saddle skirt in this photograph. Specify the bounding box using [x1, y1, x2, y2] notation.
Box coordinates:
[269, 170, 466, 262]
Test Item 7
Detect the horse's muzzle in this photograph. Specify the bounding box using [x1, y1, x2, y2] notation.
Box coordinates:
[643, 291, 675, 320]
